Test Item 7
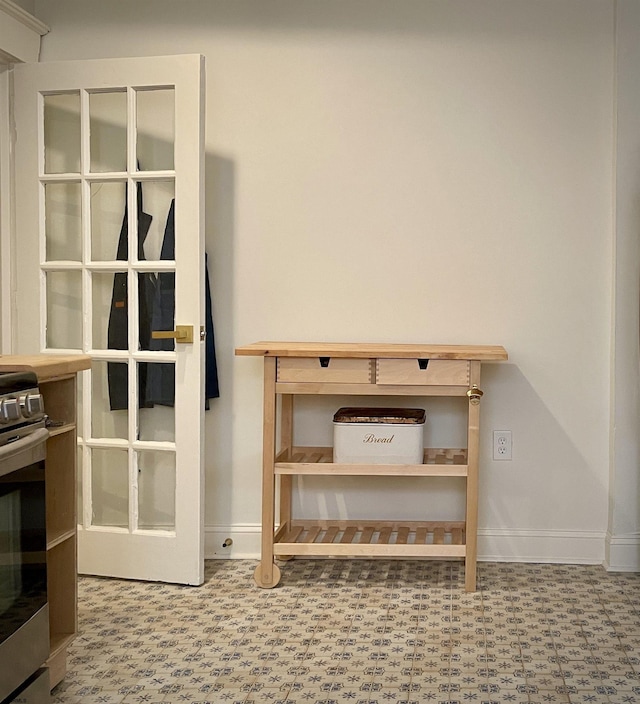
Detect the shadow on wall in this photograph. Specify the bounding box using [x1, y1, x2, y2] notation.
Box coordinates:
[480, 362, 610, 562]
[203, 151, 235, 523]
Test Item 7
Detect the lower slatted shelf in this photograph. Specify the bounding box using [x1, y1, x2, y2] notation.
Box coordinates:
[273, 520, 466, 558]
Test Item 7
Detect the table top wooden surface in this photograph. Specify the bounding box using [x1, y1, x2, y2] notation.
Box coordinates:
[0, 354, 91, 381]
[235, 342, 508, 361]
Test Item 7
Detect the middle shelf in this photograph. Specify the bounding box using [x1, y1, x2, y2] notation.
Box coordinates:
[274, 447, 468, 476]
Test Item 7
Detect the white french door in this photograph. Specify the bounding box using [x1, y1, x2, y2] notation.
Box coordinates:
[12, 55, 206, 585]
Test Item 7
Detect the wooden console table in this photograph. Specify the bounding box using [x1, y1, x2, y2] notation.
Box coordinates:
[235, 342, 508, 591]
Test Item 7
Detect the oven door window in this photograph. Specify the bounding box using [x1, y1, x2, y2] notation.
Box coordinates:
[0, 461, 47, 644]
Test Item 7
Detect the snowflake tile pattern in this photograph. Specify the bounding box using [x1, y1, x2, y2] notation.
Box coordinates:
[52, 561, 640, 704]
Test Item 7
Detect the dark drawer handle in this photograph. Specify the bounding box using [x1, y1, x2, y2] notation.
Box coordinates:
[319, 357, 331, 368]
[418, 359, 429, 370]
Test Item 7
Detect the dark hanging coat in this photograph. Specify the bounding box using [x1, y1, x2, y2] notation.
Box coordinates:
[204, 252, 220, 404]
[107, 183, 156, 411]
[145, 200, 220, 407]
[146, 200, 176, 407]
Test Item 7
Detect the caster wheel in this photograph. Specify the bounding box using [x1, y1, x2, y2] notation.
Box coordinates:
[254, 562, 281, 588]
[278, 555, 294, 562]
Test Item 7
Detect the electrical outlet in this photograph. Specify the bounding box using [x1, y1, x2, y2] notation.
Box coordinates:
[493, 430, 512, 460]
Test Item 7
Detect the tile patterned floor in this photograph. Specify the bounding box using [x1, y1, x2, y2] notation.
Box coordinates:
[52, 560, 640, 704]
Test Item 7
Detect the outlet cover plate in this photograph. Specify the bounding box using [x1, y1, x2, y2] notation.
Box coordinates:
[493, 430, 512, 460]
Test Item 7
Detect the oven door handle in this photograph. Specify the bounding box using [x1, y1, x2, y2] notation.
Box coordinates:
[0, 427, 49, 478]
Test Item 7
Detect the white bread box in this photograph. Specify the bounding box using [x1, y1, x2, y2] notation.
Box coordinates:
[333, 407, 425, 464]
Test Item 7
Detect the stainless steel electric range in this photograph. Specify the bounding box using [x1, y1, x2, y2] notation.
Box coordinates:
[0, 371, 51, 704]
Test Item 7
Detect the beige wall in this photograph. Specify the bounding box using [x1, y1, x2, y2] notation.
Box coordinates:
[11, 0, 35, 13]
[34, 0, 617, 562]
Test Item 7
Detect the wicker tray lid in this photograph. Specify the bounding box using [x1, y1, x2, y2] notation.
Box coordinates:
[333, 407, 426, 424]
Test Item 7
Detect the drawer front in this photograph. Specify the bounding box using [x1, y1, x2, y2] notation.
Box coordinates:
[277, 357, 373, 383]
[376, 359, 469, 386]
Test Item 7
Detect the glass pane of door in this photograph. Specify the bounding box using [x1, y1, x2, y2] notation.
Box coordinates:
[139, 362, 175, 442]
[90, 181, 127, 261]
[137, 450, 176, 530]
[46, 271, 82, 349]
[91, 448, 128, 527]
[135, 181, 175, 261]
[92, 272, 123, 349]
[91, 360, 128, 440]
[136, 88, 175, 171]
[89, 91, 127, 173]
[44, 182, 82, 261]
[43, 92, 81, 174]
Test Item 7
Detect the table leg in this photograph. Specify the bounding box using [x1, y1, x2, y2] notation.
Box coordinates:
[254, 356, 280, 588]
[465, 361, 481, 592]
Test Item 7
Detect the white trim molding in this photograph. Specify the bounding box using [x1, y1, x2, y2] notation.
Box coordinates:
[477, 528, 606, 565]
[0, 2, 48, 352]
[206, 524, 609, 566]
[605, 531, 640, 572]
[0, 65, 13, 353]
[205, 524, 262, 559]
[0, 0, 48, 64]
[0, 0, 48, 35]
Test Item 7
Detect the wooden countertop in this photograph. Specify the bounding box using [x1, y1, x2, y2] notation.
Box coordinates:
[0, 354, 91, 381]
[235, 342, 508, 361]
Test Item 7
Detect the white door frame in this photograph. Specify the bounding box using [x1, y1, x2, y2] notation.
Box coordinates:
[0, 0, 48, 64]
[0, 63, 14, 353]
[0, 0, 48, 353]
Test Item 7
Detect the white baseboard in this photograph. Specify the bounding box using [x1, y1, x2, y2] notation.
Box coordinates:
[205, 524, 613, 566]
[604, 531, 640, 571]
[477, 528, 605, 565]
[205, 524, 261, 559]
